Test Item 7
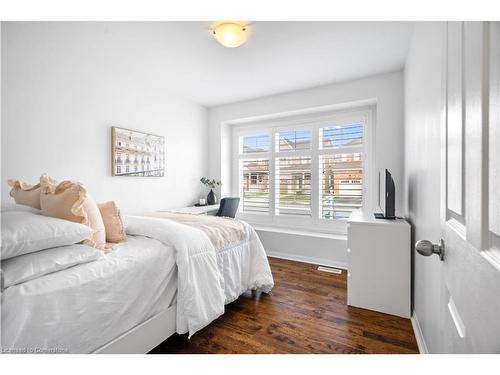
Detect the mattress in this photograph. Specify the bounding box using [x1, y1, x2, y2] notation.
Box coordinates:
[1, 235, 177, 354]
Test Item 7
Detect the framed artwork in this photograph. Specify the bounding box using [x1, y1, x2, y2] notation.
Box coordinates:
[111, 126, 165, 177]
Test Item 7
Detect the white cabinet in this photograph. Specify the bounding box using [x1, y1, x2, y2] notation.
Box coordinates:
[347, 211, 411, 318]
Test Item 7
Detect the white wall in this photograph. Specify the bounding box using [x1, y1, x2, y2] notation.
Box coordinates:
[404, 22, 445, 353]
[207, 71, 404, 265]
[257, 229, 348, 269]
[1, 22, 208, 213]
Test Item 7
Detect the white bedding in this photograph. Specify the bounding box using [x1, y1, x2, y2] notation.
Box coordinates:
[1, 216, 274, 353]
[2, 244, 104, 289]
[1, 236, 177, 354]
[124, 215, 274, 338]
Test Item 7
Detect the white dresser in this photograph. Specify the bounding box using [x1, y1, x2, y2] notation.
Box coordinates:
[347, 211, 411, 318]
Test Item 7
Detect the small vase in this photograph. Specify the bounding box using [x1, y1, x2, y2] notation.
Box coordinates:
[207, 189, 216, 205]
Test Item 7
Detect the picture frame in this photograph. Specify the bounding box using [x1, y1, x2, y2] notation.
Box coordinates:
[111, 126, 165, 177]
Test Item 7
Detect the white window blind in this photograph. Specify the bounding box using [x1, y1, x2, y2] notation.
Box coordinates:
[235, 115, 368, 226]
[240, 134, 270, 153]
[276, 130, 312, 152]
[320, 153, 363, 219]
[239, 134, 271, 213]
[319, 123, 363, 219]
[319, 123, 363, 149]
[275, 156, 312, 216]
[240, 159, 270, 213]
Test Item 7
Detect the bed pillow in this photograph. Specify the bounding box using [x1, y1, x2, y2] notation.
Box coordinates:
[39, 175, 107, 251]
[1, 211, 94, 260]
[8, 179, 41, 209]
[98, 201, 127, 243]
[1, 244, 103, 289]
[1, 202, 41, 214]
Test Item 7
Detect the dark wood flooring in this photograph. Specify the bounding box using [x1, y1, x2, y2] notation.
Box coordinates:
[150, 257, 418, 354]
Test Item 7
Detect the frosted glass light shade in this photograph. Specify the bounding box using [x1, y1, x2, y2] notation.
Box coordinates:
[212, 23, 248, 48]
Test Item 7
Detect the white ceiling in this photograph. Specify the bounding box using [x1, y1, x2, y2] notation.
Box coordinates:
[158, 22, 414, 107]
[103, 22, 413, 107]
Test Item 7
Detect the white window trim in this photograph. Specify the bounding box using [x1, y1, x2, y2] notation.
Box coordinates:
[231, 106, 376, 235]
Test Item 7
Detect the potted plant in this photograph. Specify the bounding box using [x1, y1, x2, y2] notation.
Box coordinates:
[200, 177, 222, 205]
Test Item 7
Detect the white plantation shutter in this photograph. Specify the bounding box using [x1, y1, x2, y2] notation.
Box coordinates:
[240, 133, 270, 153]
[236, 116, 367, 224]
[274, 129, 312, 217]
[319, 123, 364, 219]
[275, 156, 312, 216]
[320, 153, 363, 219]
[319, 123, 363, 149]
[240, 159, 270, 213]
[238, 133, 271, 214]
[277, 130, 312, 152]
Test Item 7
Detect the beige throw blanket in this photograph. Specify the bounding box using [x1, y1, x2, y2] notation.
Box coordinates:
[146, 212, 247, 250]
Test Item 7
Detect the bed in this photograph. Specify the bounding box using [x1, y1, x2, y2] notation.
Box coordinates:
[1, 210, 274, 354]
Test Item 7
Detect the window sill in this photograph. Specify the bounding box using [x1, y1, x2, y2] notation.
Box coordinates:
[251, 224, 347, 241]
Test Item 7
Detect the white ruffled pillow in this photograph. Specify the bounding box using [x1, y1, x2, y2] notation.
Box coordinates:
[1, 211, 94, 260]
[1, 244, 103, 289]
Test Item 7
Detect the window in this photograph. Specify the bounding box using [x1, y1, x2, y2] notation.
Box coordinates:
[276, 156, 312, 216]
[319, 123, 363, 149]
[234, 110, 371, 230]
[277, 130, 311, 151]
[318, 123, 364, 220]
[239, 134, 271, 214]
[241, 134, 270, 153]
[320, 152, 363, 220]
[274, 129, 312, 217]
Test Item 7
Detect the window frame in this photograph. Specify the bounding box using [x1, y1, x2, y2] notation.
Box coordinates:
[231, 107, 375, 234]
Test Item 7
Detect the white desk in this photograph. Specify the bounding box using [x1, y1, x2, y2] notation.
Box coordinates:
[161, 204, 220, 216]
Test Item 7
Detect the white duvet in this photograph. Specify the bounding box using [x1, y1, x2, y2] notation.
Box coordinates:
[1, 215, 273, 352]
[124, 215, 274, 338]
[1, 236, 178, 353]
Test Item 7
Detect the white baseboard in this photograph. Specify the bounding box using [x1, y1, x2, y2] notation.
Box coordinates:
[410, 312, 429, 354]
[267, 251, 348, 270]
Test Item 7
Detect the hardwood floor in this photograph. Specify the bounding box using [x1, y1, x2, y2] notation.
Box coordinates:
[150, 257, 418, 354]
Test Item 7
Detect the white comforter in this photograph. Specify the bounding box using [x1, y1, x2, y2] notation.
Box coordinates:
[124, 215, 274, 338]
[1, 236, 178, 353]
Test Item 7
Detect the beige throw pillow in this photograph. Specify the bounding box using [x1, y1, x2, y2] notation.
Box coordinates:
[39, 175, 107, 251]
[8, 180, 41, 209]
[98, 201, 127, 243]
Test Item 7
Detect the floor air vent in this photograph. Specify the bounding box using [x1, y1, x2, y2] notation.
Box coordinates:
[317, 266, 342, 274]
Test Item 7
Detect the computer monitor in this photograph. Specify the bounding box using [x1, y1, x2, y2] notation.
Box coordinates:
[375, 169, 395, 219]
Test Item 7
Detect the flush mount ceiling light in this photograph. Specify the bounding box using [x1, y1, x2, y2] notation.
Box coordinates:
[212, 22, 249, 48]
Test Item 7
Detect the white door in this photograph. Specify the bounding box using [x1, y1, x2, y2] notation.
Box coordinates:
[432, 21, 500, 353]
